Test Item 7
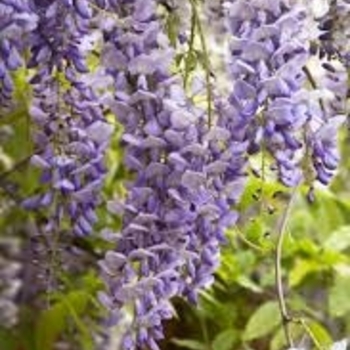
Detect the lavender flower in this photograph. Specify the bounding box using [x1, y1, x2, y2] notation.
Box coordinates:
[0, 1, 37, 108]
[23, 1, 113, 236]
[98, 1, 248, 349]
[0, 237, 21, 328]
[224, 0, 346, 186]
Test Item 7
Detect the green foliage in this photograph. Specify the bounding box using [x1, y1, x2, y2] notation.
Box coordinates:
[35, 290, 92, 350]
[0, 329, 16, 350]
[329, 273, 350, 318]
[0, 272, 102, 350]
[243, 302, 281, 341]
[171, 339, 207, 350]
[212, 330, 237, 350]
[166, 160, 350, 350]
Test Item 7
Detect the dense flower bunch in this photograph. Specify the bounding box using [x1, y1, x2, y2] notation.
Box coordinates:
[97, 0, 248, 348]
[224, 0, 347, 187]
[0, 0, 37, 108]
[23, 0, 113, 236]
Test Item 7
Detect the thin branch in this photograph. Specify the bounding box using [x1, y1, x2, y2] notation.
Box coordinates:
[184, 1, 197, 89]
[0, 154, 33, 183]
[274, 185, 299, 348]
[189, 0, 213, 127]
[302, 66, 325, 113]
[234, 225, 266, 253]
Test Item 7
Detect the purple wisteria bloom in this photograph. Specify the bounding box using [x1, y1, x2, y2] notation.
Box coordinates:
[23, 1, 113, 236]
[98, 1, 248, 349]
[0, 237, 21, 328]
[0, 1, 37, 108]
[224, 0, 346, 186]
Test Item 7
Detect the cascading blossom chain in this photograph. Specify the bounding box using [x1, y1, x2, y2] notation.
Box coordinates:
[97, 0, 248, 348]
[22, 0, 113, 237]
[224, 0, 347, 187]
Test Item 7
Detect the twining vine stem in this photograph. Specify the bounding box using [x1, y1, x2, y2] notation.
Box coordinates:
[274, 185, 299, 348]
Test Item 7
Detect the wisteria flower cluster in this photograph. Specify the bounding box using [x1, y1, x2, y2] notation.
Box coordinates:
[224, 0, 347, 187]
[0, 0, 348, 349]
[22, 1, 113, 238]
[98, 0, 246, 348]
[0, 0, 37, 108]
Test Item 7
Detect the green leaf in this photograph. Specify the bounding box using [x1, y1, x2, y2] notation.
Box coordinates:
[212, 329, 237, 350]
[324, 226, 350, 252]
[245, 219, 265, 244]
[243, 301, 281, 341]
[185, 51, 198, 74]
[166, 12, 180, 47]
[35, 302, 67, 350]
[270, 324, 303, 350]
[238, 177, 285, 211]
[236, 275, 263, 294]
[306, 320, 333, 347]
[307, 190, 345, 239]
[0, 328, 16, 350]
[171, 338, 206, 350]
[329, 273, 350, 317]
[198, 292, 237, 328]
[35, 291, 91, 350]
[289, 259, 320, 287]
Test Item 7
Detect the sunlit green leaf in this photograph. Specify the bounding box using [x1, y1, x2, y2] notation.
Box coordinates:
[329, 274, 350, 317]
[243, 301, 281, 341]
[172, 338, 206, 350]
[289, 259, 320, 287]
[270, 323, 303, 350]
[324, 226, 350, 252]
[212, 329, 237, 350]
[306, 320, 333, 347]
[35, 291, 91, 350]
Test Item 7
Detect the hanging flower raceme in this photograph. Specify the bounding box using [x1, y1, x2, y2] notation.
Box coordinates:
[224, 0, 347, 187]
[98, 2, 208, 348]
[97, 1, 249, 349]
[0, 1, 37, 108]
[23, 0, 113, 236]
